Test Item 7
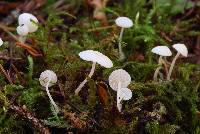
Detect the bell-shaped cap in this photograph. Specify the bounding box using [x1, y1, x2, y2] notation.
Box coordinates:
[109, 69, 131, 91]
[0, 38, 3, 46]
[18, 13, 38, 33]
[172, 43, 188, 57]
[16, 24, 29, 36]
[115, 17, 133, 28]
[151, 46, 172, 56]
[39, 70, 57, 87]
[79, 50, 113, 68]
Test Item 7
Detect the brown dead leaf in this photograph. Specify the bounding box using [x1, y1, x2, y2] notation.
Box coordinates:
[97, 83, 109, 106]
[86, 0, 108, 26]
[114, 118, 128, 126]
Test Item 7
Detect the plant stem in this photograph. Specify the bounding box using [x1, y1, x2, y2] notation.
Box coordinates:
[46, 79, 59, 114]
[167, 52, 180, 81]
[75, 62, 96, 95]
[118, 28, 125, 60]
[117, 82, 122, 112]
[153, 56, 162, 81]
[19, 36, 26, 43]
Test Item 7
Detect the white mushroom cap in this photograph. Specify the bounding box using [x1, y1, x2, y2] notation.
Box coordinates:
[173, 43, 188, 57]
[18, 13, 38, 33]
[115, 17, 133, 28]
[0, 38, 3, 46]
[79, 50, 113, 68]
[39, 70, 57, 87]
[109, 69, 131, 91]
[118, 88, 132, 100]
[16, 24, 29, 36]
[151, 46, 172, 56]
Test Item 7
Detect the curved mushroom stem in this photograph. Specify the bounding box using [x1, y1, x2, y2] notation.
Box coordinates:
[46, 79, 59, 114]
[117, 82, 122, 112]
[19, 36, 27, 43]
[118, 28, 125, 60]
[167, 52, 180, 81]
[75, 62, 96, 95]
[153, 56, 163, 81]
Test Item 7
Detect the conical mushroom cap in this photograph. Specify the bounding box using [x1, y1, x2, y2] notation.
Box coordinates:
[39, 70, 57, 87]
[0, 38, 3, 46]
[79, 50, 113, 68]
[109, 69, 131, 91]
[18, 13, 38, 33]
[151, 46, 172, 56]
[173, 43, 188, 57]
[115, 17, 133, 28]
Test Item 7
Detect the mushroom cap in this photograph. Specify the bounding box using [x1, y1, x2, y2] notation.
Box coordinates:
[79, 50, 113, 68]
[18, 13, 38, 33]
[151, 46, 172, 56]
[39, 70, 57, 87]
[172, 43, 188, 57]
[118, 88, 132, 100]
[109, 69, 131, 91]
[0, 38, 3, 46]
[115, 17, 133, 28]
[16, 24, 29, 36]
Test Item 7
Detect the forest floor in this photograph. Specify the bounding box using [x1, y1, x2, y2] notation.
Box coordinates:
[0, 0, 200, 134]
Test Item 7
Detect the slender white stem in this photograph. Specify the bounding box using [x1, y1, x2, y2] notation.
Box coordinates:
[75, 62, 96, 95]
[46, 79, 59, 113]
[117, 82, 122, 112]
[118, 28, 125, 60]
[19, 36, 27, 43]
[167, 52, 180, 81]
[153, 56, 163, 81]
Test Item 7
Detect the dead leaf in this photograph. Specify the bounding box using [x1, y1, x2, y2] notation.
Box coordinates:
[97, 83, 109, 106]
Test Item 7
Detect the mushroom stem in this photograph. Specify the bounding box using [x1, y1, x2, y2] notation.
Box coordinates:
[153, 56, 163, 81]
[117, 82, 122, 112]
[19, 36, 27, 43]
[46, 79, 59, 114]
[118, 28, 125, 60]
[75, 62, 96, 95]
[167, 52, 180, 81]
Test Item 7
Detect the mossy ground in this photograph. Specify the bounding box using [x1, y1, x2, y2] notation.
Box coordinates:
[0, 0, 200, 133]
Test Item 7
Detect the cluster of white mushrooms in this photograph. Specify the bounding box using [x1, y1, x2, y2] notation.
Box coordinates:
[151, 43, 188, 81]
[0, 13, 188, 113]
[16, 13, 39, 43]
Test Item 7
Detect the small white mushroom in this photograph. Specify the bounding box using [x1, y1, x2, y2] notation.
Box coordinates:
[16, 24, 29, 43]
[151, 46, 172, 81]
[109, 69, 132, 112]
[75, 50, 113, 95]
[18, 13, 38, 33]
[115, 17, 133, 60]
[117, 88, 132, 112]
[39, 70, 59, 113]
[109, 69, 131, 91]
[0, 38, 3, 46]
[167, 43, 188, 80]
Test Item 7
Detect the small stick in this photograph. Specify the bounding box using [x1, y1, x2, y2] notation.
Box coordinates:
[0, 64, 13, 84]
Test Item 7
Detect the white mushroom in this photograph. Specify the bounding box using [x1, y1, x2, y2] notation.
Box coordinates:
[39, 70, 59, 113]
[117, 88, 132, 112]
[151, 46, 172, 81]
[109, 69, 131, 91]
[18, 13, 38, 33]
[109, 69, 132, 112]
[16, 24, 29, 43]
[0, 38, 3, 46]
[115, 17, 133, 60]
[167, 43, 188, 80]
[75, 50, 113, 95]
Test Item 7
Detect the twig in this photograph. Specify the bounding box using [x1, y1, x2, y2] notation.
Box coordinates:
[0, 64, 13, 84]
[9, 104, 50, 134]
[0, 23, 18, 41]
[88, 25, 116, 32]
